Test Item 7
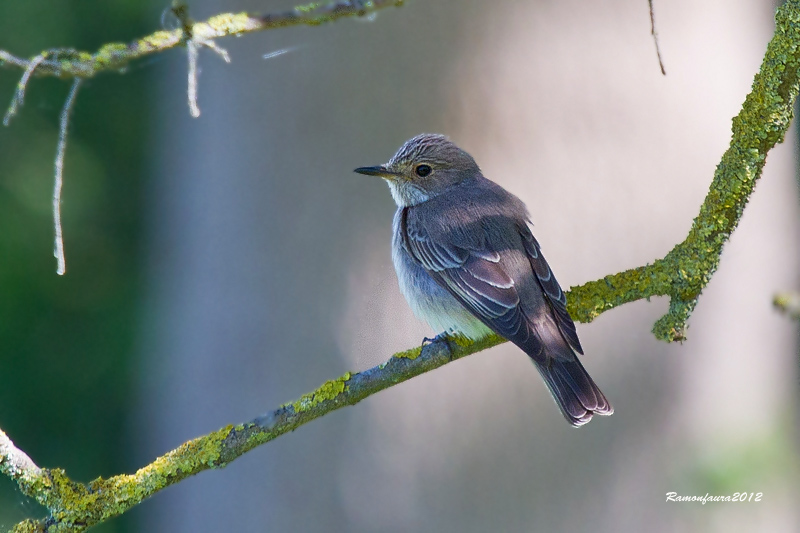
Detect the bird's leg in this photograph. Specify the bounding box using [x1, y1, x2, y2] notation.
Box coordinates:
[421, 331, 449, 345]
[421, 331, 455, 360]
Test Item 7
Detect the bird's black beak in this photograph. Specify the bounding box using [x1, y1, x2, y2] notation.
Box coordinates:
[354, 165, 399, 179]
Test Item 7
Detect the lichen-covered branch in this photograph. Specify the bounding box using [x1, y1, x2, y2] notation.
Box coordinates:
[0, 430, 44, 500]
[1, 0, 403, 121]
[569, 0, 800, 341]
[4, 0, 800, 531]
[1, 0, 404, 275]
[0, 1, 404, 81]
[1, 333, 505, 532]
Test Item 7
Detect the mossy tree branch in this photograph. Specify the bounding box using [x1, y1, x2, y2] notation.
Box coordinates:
[3, 0, 800, 531]
[1, 334, 507, 533]
[0, 1, 404, 81]
[1, 0, 405, 274]
[568, 1, 800, 341]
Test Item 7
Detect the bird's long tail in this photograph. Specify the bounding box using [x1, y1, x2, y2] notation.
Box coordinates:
[533, 357, 613, 427]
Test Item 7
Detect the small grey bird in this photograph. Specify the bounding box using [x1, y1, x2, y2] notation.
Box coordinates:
[355, 133, 612, 427]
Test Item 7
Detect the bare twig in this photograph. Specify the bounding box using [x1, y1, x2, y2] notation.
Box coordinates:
[53, 79, 82, 276]
[186, 40, 201, 117]
[0, 0, 402, 276]
[171, 0, 231, 117]
[0, 1, 403, 81]
[0, 50, 30, 70]
[263, 46, 299, 60]
[202, 40, 231, 63]
[648, 0, 666, 75]
[3, 52, 48, 126]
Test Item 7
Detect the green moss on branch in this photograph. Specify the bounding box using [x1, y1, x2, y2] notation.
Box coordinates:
[0, 0, 404, 79]
[5, 0, 800, 530]
[568, 0, 800, 341]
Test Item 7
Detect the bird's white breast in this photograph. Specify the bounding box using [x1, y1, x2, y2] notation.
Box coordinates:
[391, 209, 492, 340]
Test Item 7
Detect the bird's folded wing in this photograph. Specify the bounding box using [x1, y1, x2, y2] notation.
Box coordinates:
[518, 227, 584, 355]
[400, 208, 542, 356]
[401, 207, 583, 359]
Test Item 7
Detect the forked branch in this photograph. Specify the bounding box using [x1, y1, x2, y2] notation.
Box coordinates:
[3, 0, 800, 531]
[0, 0, 404, 274]
[0, 1, 403, 82]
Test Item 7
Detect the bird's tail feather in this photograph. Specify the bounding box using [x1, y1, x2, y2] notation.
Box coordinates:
[534, 357, 613, 427]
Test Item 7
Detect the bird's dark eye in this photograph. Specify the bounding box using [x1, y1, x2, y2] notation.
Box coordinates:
[415, 164, 432, 177]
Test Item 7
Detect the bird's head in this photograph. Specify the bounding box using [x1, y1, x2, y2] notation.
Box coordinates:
[355, 133, 480, 207]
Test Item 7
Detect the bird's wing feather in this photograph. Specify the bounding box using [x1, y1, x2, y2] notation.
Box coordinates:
[518, 226, 584, 355]
[401, 206, 544, 358]
[399, 198, 610, 427]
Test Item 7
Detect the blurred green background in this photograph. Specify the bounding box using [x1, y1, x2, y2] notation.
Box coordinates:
[0, 2, 155, 531]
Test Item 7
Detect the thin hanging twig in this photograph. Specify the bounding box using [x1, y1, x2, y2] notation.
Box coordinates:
[3, 52, 48, 126]
[54, 79, 83, 276]
[186, 40, 201, 118]
[648, 0, 666, 75]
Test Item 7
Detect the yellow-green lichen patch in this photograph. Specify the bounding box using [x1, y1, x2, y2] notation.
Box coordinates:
[235, 423, 274, 453]
[137, 30, 182, 52]
[651, 297, 696, 342]
[567, 263, 666, 324]
[292, 372, 352, 412]
[394, 345, 422, 360]
[52, 423, 240, 527]
[11, 519, 45, 533]
[448, 333, 474, 349]
[459, 333, 505, 357]
[393, 332, 503, 363]
[295, 2, 322, 14]
[203, 13, 262, 37]
[93, 42, 129, 68]
[231, 422, 251, 432]
[162, 424, 231, 471]
[37, 468, 93, 525]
